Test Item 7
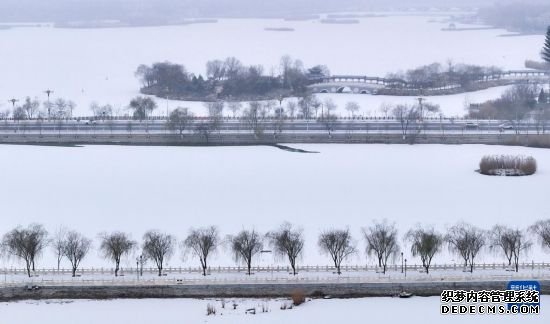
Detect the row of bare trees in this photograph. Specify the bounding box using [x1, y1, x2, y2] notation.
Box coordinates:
[2, 97, 77, 121]
[2, 220, 550, 278]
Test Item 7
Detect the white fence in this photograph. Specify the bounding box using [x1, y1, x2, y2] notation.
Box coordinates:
[2, 262, 549, 276]
[2, 272, 549, 288]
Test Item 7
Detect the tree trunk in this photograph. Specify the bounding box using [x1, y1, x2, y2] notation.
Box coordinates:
[115, 261, 119, 277]
[158, 266, 162, 277]
[72, 267, 77, 277]
[26, 260, 31, 278]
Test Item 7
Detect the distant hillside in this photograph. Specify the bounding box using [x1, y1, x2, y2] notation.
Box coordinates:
[478, 2, 550, 33]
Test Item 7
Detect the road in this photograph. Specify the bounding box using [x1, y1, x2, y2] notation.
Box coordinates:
[0, 119, 545, 135]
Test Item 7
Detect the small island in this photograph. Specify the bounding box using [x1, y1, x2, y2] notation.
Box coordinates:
[478, 155, 537, 176]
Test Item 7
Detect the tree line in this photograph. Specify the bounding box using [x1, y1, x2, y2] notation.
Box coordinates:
[468, 84, 550, 132]
[2, 220, 550, 278]
[385, 62, 503, 91]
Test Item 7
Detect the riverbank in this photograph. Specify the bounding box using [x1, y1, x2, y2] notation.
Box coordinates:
[1, 279, 548, 302]
[1, 133, 550, 148]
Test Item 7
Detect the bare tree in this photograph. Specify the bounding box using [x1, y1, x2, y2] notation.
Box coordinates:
[51, 227, 67, 270]
[345, 101, 360, 117]
[379, 103, 392, 118]
[286, 101, 297, 119]
[298, 94, 313, 119]
[311, 97, 321, 118]
[405, 227, 443, 274]
[50, 98, 75, 119]
[183, 226, 220, 276]
[99, 232, 136, 277]
[242, 102, 264, 138]
[228, 229, 263, 275]
[142, 231, 176, 276]
[267, 223, 305, 276]
[206, 60, 226, 81]
[62, 231, 92, 277]
[90, 102, 113, 120]
[489, 225, 514, 267]
[445, 223, 486, 273]
[167, 107, 194, 135]
[510, 229, 532, 272]
[392, 104, 419, 140]
[204, 101, 225, 117]
[321, 98, 338, 135]
[228, 102, 242, 118]
[318, 229, 356, 275]
[129, 96, 157, 121]
[490, 225, 532, 272]
[530, 220, 550, 251]
[362, 221, 399, 274]
[1, 224, 48, 277]
[22, 97, 40, 119]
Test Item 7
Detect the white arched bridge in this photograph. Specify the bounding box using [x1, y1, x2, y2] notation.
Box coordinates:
[309, 70, 550, 94]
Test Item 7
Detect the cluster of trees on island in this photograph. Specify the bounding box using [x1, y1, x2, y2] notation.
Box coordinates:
[135, 56, 330, 101]
[2, 220, 550, 278]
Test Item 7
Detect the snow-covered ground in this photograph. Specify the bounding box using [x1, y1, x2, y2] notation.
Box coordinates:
[0, 16, 543, 117]
[0, 144, 549, 269]
[173, 85, 513, 118]
[1, 297, 547, 323]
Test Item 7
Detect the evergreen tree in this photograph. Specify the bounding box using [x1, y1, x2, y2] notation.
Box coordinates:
[543, 26, 550, 64]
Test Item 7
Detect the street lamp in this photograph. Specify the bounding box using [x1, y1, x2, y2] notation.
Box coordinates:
[401, 252, 404, 273]
[44, 89, 54, 120]
[417, 97, 424, 120]
[8, 98, 18, 108]
[136, 255, 144, 278]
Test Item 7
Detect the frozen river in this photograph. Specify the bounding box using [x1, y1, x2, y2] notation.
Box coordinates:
[0, 15, 544, 117]
[0, 144, 549, 268]
[1, 297, 547, 324]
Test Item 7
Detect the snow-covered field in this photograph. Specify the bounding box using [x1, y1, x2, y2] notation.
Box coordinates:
[0, 16, 543, 117]
[1, 297, 547, 323]
[0, 144, 549, 269]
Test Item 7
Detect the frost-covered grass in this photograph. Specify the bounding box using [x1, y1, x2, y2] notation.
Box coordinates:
[0, 16, 543, 116]
[0, 297, 547, 324]
[0, 144, 549, 269]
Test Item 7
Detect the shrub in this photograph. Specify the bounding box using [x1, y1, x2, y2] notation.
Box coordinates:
[291, 289, 306, 306]
[206, 303, 216, 316]
[479, 155, 537, 176]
